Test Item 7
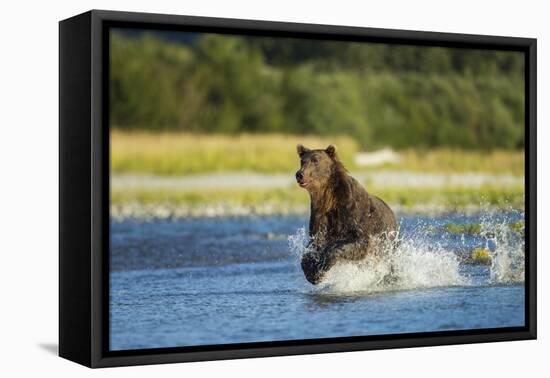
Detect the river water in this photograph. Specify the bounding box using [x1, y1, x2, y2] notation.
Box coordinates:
[109, 211, 525, 351]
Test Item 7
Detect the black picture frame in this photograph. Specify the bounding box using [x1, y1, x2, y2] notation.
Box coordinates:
[59, 9, 537, 368]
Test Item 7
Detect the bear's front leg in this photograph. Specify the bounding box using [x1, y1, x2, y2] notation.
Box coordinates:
[301, 239, 366, 284]
[300, 250, 337, 285]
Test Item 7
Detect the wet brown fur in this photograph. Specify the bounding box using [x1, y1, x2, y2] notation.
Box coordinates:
[296, 144, 399, 284]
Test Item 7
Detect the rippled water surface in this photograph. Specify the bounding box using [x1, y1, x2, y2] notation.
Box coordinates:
[110, 212, 525, 351]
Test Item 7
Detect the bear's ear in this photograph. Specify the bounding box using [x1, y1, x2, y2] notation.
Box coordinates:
[297, 144, 310, 157]
[325, 145, 337, 159]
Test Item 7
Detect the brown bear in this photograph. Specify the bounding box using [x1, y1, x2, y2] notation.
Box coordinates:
[295, 144, 399, 284]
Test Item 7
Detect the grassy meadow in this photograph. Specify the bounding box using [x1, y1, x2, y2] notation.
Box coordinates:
[111, 131, 358, 175]
[111, 131, 524, 176]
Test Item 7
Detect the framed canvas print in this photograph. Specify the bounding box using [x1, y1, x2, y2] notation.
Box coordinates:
[59, 10, 537, 368]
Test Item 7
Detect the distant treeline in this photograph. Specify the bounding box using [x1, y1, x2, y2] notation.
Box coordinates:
[110, 31, 525, 150]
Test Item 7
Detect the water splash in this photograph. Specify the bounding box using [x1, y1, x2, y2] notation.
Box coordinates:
[287, 211, 525, 294]
[316, 238, 467, 294]
[478, 212, 525, 284]
[287, 226, 309, 259]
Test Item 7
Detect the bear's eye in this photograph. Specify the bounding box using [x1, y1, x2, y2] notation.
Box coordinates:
[311, 157, 318, 164]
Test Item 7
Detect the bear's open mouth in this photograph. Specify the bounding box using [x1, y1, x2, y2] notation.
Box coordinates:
[298, 179, 310, 188]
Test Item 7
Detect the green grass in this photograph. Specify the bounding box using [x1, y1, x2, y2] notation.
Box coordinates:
[441, 219, 525, 235]
[508, 220, 525, 235]
[381, 148, 524, 175]
[111, 186, 308, 208]
[367, 185, 524, 210]
[111, 131, 525, 176]
[444, 223, 482, 235]
[470, 248, 492, 265]
[111, 131, 359, 175]
[111, 184, 524, 213]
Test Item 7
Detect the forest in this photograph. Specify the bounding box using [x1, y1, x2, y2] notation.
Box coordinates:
[110, 30, 525, 150]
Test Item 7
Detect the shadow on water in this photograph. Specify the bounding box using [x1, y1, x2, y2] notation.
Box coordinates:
[38, 343, 58, 355]
[302, 290, 382, 309]
[159, 289, 296, 298]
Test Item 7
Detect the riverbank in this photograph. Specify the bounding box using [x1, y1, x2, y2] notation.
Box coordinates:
[111, 171, 524, 220]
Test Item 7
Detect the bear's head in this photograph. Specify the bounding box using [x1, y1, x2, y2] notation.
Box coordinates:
[295, 144, 339, 192]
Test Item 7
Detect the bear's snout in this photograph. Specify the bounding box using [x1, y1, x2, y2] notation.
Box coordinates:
[295, 171, 310, 188]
